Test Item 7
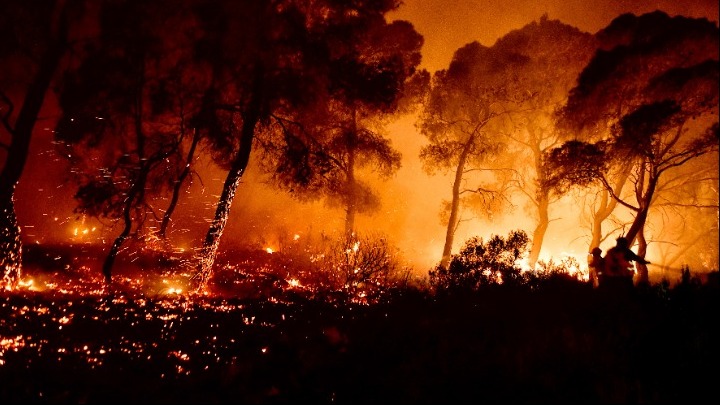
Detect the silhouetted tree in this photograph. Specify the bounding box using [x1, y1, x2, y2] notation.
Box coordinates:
[546, 11, 719, 284]
[191, 0, 419, 290]
[418, 40, 534, 269]
[259, 18, 423, 241]
[189, 0, 325, 290]
[489, 15, 596, 268]
[0, 0, 85, 288]
[55, 0, 204, 282]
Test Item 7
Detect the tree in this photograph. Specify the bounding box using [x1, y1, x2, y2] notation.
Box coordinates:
[54, 0, 205, 282]
[417, 40, 534, 270]
[489, 16, 596, 268]
[0, 0, 84, 289]
[191, 0, 416, 290]
[547, 11, 719, 284]
[259, 18, 423, 242]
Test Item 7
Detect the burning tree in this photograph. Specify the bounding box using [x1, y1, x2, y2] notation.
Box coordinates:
[545, 11, 719, 284]
[0, 0, 85, 289]
[191, 0, 422, 291]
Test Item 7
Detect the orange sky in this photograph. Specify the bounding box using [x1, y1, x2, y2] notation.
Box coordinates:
[390, 0, 720, 72]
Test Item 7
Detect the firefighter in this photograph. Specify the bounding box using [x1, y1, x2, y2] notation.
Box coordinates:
[602, 236, 650, 290]
[588, 247, 605, 288]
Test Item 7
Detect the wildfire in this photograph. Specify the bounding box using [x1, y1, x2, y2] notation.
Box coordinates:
[16, 277, 43, 292]
[69, 216, 97, 241]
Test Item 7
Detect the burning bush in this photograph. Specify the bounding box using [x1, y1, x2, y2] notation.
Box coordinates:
[205, 233, 412, 303]
[309, 233, 411, 303]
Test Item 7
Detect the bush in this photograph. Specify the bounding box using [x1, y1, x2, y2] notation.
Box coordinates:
[312, 233, 409, 302]
[430, 230, 530, 293]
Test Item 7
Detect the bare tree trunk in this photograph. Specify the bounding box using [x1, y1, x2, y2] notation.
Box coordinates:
[195, 76, 262, 292]
[528, 191, 549, 268]
[625, 161, 657, 244]
[589, 164, 631, 249]
[635, 227, 649, 286]
[623, 165, 657, 286]
[103, 64, 149, 284]
[344, 108, 358, 241]
[439, 137, 473, 269]
[625, 205, 651, 246]
[195, 140, 254, 291]
[0, 0, 70, 287]
[102, 156, 170, 283]
[159, 128, 200, 238]
[0, 196, 22, 289]
[102, 196, 134, 283]
[590, 190, 615, 249]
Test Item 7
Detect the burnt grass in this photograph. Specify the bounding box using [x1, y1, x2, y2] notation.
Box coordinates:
[1, 254, 718, 404]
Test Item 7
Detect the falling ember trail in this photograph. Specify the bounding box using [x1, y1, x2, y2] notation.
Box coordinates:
[194, 163, 242, 292]
[0, 196, 22, 290]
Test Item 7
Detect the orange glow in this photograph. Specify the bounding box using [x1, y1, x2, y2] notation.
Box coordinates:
[5, 0, 716, 292]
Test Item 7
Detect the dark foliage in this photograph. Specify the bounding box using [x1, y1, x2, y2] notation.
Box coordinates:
[1, 266, 718, 404]
[541, 140, 607, 194]
[430, 230, 532, 293]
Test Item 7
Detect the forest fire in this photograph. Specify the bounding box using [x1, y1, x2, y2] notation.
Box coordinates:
[0, 0, 717, 403]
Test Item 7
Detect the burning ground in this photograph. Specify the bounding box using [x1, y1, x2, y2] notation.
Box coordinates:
[1, 245, 718, 404]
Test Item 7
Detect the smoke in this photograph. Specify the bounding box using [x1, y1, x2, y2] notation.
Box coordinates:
[390, 0, 719, 72]
[12, 0, 719, 282]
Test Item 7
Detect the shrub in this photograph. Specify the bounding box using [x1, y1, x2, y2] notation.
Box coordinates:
[429, 230, 529, 293]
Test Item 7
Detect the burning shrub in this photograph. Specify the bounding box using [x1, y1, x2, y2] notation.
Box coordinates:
[312, 233, 407, 302]
[203, 233, 412, 303]
[430, 230, 530, 293]
[524, 256, 587, 291]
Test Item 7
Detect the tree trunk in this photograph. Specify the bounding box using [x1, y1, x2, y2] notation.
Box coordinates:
[590, 190, 613, 249]
[624, 205, 650, 247]
[195, 78, 262, 292]
[528, 191, 549, 269]
[0, 0, 70, 287]
[624, 167, 657, 286]
[439, 137, 474, 269]
[625, 161, 657, 244]
[103, 65, 150, 284]
[590, 164, 631, 249]
[634, 227, 649, 286]
[0, 196, 22, 289]
[159, 128, 200, 238]
[102, 199, 134, 284]
[344, 108, 358, 241]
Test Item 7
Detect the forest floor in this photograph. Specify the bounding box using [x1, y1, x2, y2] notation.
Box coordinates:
[0, 245, 718, 404]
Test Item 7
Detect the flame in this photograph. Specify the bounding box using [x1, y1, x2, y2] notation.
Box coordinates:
[0, 335, 26, 365]
[70, 217, 97, 241]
